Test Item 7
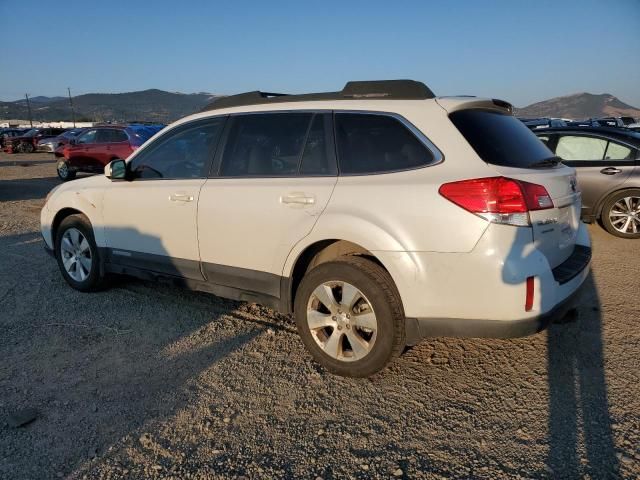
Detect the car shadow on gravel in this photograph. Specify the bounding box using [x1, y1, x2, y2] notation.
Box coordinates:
[501, 231, 619, 477]
[0, 159, 57, 167]
[546, 274, 619, 478]
[0, 177, 61, 201]
[0, 229, 269, 479]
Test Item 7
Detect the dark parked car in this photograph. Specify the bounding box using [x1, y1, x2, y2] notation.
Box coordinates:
[0, 128, 28, 148]
[4, 127, 68, 153]
[535, 126, 640, 238]
[57, 125, 163, 180]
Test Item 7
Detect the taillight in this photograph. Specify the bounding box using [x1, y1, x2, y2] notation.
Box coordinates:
[439, 176, 554, 226]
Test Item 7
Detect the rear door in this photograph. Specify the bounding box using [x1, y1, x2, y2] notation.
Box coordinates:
[548, 133, 636, 216]
[197, 112, 337, 297]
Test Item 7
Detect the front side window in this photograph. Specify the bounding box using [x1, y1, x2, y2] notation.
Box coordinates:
[77, 130, 97, 144]
[129, 118, 225, 179]
[556, 135, 607, 161]
[335, 113, 434, 175]
[220, 113, 312, 177]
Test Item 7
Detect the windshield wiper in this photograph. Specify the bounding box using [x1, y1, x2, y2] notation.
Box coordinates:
[529, 156, 562, 168]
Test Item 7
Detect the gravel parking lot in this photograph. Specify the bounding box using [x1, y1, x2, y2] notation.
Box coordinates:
[1, 151, 638, 479]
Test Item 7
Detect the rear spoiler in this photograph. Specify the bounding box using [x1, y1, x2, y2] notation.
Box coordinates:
[436, 97, 514, 115]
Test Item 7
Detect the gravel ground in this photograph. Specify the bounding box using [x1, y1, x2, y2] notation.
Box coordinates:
[0, 151, 638, 479]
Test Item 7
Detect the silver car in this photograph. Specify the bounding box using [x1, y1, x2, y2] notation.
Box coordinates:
[536, 126, 640, 238]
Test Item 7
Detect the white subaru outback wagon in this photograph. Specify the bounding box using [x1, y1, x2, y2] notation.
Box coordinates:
[41, 80, 591, 377]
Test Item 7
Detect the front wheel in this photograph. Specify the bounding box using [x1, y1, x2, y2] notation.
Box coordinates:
[601, 189, 640, 238]
[57, 160, 76, 181]
[21, 142, 34, 153]
[55, 214, 107, 291]
[294, 256, 405, 377]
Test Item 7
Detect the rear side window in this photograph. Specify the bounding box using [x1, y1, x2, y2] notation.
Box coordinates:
[605, 141, 633, 160]
[220, 113, 312, 177]
[97, 129, 127, 143]
[335, 113, 433, 175]
[450, 109, 553, 168]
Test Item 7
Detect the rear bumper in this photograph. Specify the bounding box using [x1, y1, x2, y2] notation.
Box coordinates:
[405, 274, 585, 344]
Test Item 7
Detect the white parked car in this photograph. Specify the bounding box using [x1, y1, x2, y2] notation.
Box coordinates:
[41, 80, 591, 377]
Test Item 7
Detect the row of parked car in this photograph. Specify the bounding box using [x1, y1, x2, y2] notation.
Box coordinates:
[520, 115, 639, 130]
[1, 124, 164, 180]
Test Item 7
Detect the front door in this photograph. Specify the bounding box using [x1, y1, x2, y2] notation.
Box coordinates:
[67, 129, 101, 171]
[101, 117, 226, 279]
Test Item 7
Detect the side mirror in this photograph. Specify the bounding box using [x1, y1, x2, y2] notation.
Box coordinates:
[105, 159, 127, 180]
[69, 138, 77, 145]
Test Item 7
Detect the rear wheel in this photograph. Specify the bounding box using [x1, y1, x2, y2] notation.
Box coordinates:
[57, 160, 76, 181]
[21, 142, 34, 153]
[601, 189, 640, 238]
[55, 214, 107, 291]
[294, 256, 405, 377]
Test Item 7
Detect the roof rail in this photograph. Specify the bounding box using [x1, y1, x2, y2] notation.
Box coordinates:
[201, 79, 435, 112]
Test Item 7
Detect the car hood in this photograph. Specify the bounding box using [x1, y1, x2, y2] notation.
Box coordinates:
[63, 173, 110, 190]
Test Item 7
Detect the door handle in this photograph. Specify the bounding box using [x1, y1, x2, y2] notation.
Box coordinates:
[600, 167, 621, 175]
[169, 193, 194, 202]
[281, 193, 316, 205]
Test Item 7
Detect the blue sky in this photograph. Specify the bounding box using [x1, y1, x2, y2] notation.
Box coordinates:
[1, 0, 639, 107]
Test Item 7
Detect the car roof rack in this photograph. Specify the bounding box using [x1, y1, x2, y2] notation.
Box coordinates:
[201, 80, 435, 112]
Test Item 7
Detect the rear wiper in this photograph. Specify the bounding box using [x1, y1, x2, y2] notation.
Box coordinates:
[529, 156, 562, 168]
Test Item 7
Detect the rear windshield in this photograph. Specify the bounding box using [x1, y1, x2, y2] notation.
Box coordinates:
[450, 109, 553, 168]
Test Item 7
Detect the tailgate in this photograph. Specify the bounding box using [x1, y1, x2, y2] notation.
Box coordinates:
[491, 164, 581, 268]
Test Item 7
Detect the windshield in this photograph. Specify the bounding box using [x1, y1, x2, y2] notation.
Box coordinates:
[450, 109, 554, 168]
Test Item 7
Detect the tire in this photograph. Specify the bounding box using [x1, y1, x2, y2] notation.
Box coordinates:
[21, 142, 34, 153]
[57, 160, 76, 181]
[55, 214, 107, 292]
[600, 189, 640, 239]
[294, 255, 405, 377]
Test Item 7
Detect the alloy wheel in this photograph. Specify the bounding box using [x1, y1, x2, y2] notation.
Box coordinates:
[306, 281, 377, 362]
[57, 161, 69, 179]
[609, 196, 640, 234]
[60, 228, 92, 282]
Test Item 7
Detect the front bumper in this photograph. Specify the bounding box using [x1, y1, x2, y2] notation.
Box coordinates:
[37, 144, 55, 152]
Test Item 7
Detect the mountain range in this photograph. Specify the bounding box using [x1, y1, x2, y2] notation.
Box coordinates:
[1, 90, 218, 123]
[514, 93, 640, 120]
[1, 90, 638, 123]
